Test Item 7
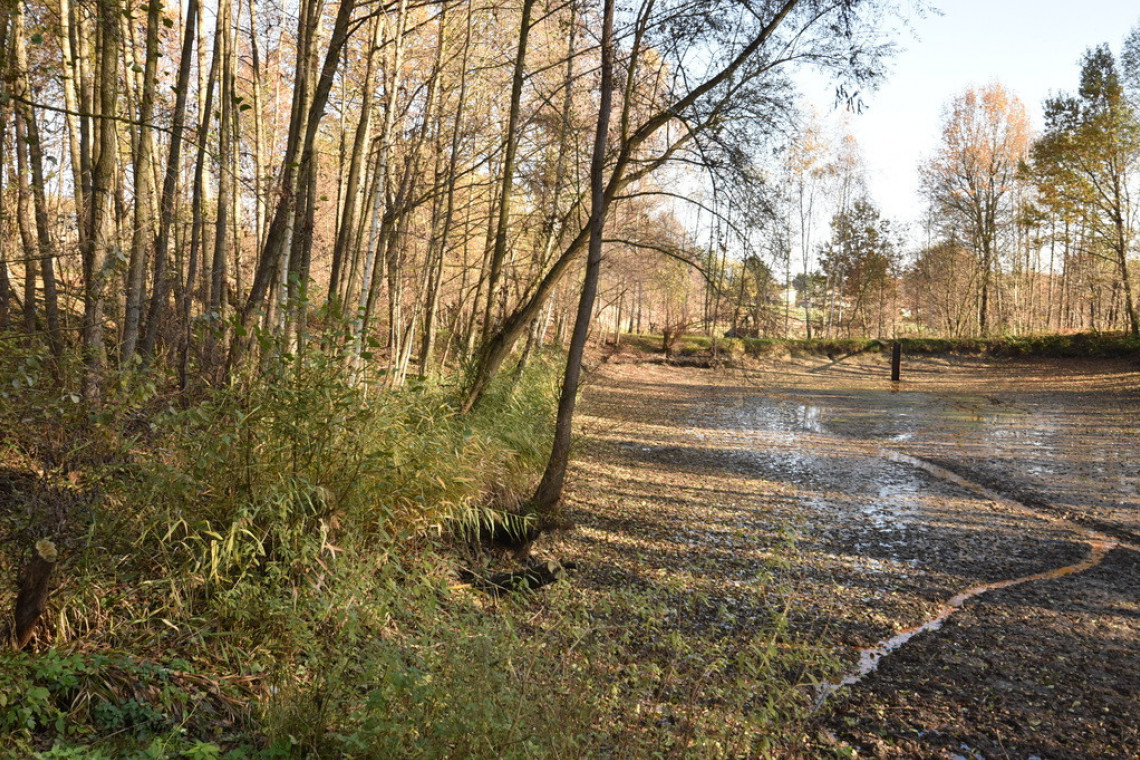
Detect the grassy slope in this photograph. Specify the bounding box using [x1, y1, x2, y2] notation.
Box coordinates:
[620, 330, 1140, 360]
[0, 343, 823, 759]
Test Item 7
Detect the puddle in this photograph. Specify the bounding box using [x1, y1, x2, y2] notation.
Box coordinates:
[709, 398, 927, 536]
[881, 450, 1015, 508]
[724, 396, 1125, 708]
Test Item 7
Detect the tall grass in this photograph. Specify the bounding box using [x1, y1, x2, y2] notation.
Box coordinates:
[0, 338, 566, 755]
[2, 339, 829, 759]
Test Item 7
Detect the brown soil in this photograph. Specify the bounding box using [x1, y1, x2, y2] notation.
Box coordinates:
[547, 351, 1140, 759]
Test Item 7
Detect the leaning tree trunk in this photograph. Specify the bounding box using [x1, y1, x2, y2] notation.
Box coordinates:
[233, 0, 357, 369]
[461, 0, 802, 413]
[530, 0, 614, 514]
[513, 1, 580, 378]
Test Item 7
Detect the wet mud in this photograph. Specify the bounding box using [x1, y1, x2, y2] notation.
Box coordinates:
[563, 353, 1139, 759]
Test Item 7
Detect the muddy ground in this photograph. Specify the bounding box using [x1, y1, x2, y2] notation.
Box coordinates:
[546, 351, 1139, 759]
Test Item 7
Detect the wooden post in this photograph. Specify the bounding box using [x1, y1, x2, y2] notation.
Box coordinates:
[891, 341, 901, 382]
[6, 540, 56, 649]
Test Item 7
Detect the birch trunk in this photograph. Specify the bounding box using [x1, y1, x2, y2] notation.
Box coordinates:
[328, 13, 382, 312]
[120, 0, 162, 363]
[81, 0, 122, 403]
[57, 0, 88, 241]
[141, 0, 199, 359]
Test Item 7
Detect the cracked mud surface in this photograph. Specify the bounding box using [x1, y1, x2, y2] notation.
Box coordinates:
[552, 352, 1139, 759]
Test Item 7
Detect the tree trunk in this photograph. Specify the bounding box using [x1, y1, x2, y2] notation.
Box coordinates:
[13, 98, 64, 360]
[15, 109, 39, 337]
[81, 0, 122, 404]
[246, 0, 268, 253]
[462, 0, 803, 411]
[179, 13, 220, 389]
[233, 0, 358, 368]
[5, 541, 56, 650]
[530, 0, 614, 513]
[0, 0, 9, 330]
[208, 0, 236, 335]
[349, 0, 408, 371]
[57, 0, 89, 246]
[120, 0, 162, 363]
[481, 0, 535, 343]
[417, 3, 460, 375]
[1114, 217, 1139, 335]
[141, 0, 199, 359]
[328, 13, 382, 313]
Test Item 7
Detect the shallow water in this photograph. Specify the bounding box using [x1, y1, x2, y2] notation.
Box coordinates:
[697, 372, 1130, 703]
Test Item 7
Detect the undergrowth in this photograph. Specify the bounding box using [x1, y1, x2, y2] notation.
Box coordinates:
[1, 334, 827, 758]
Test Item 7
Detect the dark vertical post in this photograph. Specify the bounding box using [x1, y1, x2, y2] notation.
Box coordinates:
[7, 540, 56, 649]
[891, 341, 901, 382]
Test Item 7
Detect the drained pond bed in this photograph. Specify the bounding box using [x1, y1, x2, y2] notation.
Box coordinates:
[542, 352, 1139, 759]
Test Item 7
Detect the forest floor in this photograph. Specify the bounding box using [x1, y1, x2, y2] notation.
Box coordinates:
[542, 347, 1140, 759]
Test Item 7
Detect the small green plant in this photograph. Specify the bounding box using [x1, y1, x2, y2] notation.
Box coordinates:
[0, 650, 250, 756]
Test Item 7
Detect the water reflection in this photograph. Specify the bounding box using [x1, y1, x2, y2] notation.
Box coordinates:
[704, 384, 1126, 708]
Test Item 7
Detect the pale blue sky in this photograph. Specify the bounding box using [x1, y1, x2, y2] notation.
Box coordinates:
[822, 0, 1140, 238]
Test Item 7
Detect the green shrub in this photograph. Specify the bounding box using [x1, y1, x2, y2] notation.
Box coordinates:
[100, 345, 558, 611]
[1, 336, 563, 755]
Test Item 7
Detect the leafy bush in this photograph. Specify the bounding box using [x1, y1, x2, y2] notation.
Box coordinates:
[1, 335, 564, 755]
[92, 344, 558, 612]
